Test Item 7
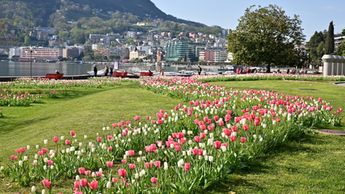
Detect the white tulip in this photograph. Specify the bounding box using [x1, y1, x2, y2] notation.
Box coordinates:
[31, 186, 36, 193]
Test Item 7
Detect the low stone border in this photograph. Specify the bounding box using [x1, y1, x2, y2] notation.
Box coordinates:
[318, 129, 345, 136]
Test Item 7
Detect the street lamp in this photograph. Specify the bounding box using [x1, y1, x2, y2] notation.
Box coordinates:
[25, 47, 34, 78]
[30, 48, 33, 78]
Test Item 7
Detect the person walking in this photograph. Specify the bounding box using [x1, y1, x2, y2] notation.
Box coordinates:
[197, 65, 202, 75]
[104, 65, 109, 76]
[93, 63, 97, 77]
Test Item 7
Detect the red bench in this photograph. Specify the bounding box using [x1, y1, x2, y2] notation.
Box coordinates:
[140, 71, 153, 76]
[113, 71, 128, 78]
[45, 74, 64, 80]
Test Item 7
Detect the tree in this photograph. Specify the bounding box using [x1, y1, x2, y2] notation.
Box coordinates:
[337, 41, 345, 56]
[228, 5, 305, 72]
[24, 35, 30, 46]
[307, 31, 325, 64]
[325, 21, 335, 54]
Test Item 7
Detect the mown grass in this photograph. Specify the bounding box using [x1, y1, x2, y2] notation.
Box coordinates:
[206, 80, 345, 194]
[208, 134, 345, 194]
[1, 79, 344, 193]
[0, 82, 180, 164]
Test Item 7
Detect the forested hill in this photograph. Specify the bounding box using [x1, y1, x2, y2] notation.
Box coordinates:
[0, 0, 206, 28]
[0, 0, 223, 45]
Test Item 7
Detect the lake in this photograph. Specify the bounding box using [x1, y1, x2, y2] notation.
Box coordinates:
[0, 61, 94, 76]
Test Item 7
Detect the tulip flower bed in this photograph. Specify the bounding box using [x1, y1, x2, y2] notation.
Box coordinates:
[0, 78, 125, 106]
[0, 89, 40, 106]
[198, 74, 345, 83]
[0, 77, 125, 90]
[0, 78, 342, 193]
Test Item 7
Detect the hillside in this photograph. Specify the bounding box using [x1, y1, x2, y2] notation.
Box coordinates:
[0, 0, 222, 45]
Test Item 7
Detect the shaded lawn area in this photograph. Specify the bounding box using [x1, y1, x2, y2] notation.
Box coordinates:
[206, 80, 345, 194]
[208, 134, 345, 194]
[0, 82, 180, 164]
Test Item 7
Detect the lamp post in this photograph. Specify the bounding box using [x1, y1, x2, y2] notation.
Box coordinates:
[30, 48, 33, 78]
[25, 47, 34, 78]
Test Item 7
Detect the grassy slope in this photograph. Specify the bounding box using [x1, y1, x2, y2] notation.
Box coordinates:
[0, 83, 180, 164]
[207, 80, 345, 194]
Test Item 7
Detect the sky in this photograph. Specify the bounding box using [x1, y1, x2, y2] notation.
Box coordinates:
[151, 0, 345, 40]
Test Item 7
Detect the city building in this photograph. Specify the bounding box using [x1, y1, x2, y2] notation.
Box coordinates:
[335, 34, 345, 49]
[20, 47, 62, 62]
[165, 39, 197, 62]
[129, 50, 146, 61]
[202, 49, 228, 63]
[63, 46, 81, 60]
[9, 47, 22, 60]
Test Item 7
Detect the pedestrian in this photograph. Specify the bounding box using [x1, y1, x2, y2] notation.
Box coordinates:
[93, 64, 97, 77]
[197, 65, 202, 75]
[104, 65, 109, 76]
[109, 64, 114, 77]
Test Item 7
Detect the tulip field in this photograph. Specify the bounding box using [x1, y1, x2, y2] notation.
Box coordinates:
[0, 77, 344, 193]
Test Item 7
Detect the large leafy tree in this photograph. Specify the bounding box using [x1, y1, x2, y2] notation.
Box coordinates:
[228, 5, 305, 72]
[307, 31, 326, 64]
[325, 21, 335, 54]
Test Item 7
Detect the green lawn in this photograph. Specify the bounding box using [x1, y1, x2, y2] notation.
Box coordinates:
[0, 82, 180, 164]
[206, 80, 345, 194]
[1, 80, 344, 194]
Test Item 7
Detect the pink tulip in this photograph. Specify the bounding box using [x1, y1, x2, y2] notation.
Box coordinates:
[128, 163, 136, 170]
[194, 136, 201, 143]
[65, 139, 71, 145]
[47, 160, 54, 166]
[78, 167, 86, 175]
[151, 177, 158, 184]
[96, 136, 102, 143]
[242, 124, 249, 131]
[106, 161, 113, 168]
[118, 168, 127, 177]
[214, 141, 222, 149]
[154, 160, 161, 168]
[70, 130, 76, 138]
[74, 180, 81, 190]
[10, 155, 18, 161]
[41, 179, 51, 189]
[53, 136, 59, 143]
[127, 150, 135, 156]
[89, 180, 98, 190]
[15, 147, 27, 154]
[80, 178, 88, 187]
[184, 163, 191, 172]
[240, 137, 247, 143]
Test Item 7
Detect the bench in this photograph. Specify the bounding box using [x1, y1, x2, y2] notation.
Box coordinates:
[45, 73, 64, 80]
[140, 72, 153, 76]
[113, 71, 128, 78]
